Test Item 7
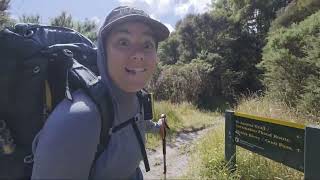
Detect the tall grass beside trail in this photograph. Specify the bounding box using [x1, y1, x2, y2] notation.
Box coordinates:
[235, 93, 319, 125]
[146, 101, 219, 149]
[185, 124, 235, 180]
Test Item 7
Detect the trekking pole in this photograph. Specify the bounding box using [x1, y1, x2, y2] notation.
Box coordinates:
[161, 114, 170, 180]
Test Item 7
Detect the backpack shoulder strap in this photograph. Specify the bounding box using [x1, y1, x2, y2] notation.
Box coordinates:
[67, 54, 114, 175]
[86, 80, 114, 154]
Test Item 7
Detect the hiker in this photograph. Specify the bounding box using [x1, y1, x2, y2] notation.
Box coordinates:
[31, 6, 170, 179]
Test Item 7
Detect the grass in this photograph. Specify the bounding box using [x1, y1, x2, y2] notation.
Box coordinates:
[146, 101, 219, 149]
[235, 93, 319, 125]
[184, 94, 313, 179]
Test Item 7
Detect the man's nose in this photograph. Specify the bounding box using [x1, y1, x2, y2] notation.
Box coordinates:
[130, 48, 144, 61]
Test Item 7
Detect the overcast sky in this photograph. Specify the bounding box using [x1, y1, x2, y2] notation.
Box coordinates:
[9, 0, 212, 32]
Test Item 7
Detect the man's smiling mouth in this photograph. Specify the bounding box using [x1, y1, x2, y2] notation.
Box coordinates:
[125, 67, 146, 74]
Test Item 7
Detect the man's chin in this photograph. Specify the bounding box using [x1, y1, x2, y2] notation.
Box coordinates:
[120, 83, 146, 93]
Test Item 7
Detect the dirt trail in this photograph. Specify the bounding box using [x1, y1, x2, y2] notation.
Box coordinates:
[140, 121, 221, 179]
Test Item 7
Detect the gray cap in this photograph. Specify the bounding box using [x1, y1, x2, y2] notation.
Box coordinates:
[100, 6, 170, 42]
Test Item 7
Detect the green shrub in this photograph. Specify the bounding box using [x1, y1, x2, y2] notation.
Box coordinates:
[149, 60, 213, 104]
[260, 10, 320, 116]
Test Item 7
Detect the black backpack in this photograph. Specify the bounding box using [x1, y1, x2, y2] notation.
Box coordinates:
[0, 23, 153, 179]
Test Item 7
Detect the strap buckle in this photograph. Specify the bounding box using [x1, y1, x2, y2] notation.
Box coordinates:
[108, 127, 113, 135]
[24, 154, 34, 164]
[134, 113, 142, 122]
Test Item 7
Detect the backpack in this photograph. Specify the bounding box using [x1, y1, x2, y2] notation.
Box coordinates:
[0, 23, 153, 179]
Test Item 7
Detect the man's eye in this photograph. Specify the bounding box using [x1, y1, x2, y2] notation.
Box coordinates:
[144, 42, 155, 50]
[119, 39, 129, 47]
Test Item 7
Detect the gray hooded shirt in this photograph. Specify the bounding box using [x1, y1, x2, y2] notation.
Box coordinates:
[31, 22, 160, 180]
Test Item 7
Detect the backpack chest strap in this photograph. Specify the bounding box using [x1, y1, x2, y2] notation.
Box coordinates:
[110, 113, 140, 134]
[108, 113, 150, 172]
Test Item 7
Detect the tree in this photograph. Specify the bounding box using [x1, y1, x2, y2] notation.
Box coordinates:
[176, 14, 199, 63]
[233, 0, 290, 40]
[208, 0, 291, 95]
[50, 11, 74, 28]
[0, 0, 10, 29]
[151, 0, 291, 106]
[19, 14, 41, 24]
[271, 0, 320, 30]
[158, 32, 180, 65]
[75, 18, 98, 42]
[50, 12, 98, 42]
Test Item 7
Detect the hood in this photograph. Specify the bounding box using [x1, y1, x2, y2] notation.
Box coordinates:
[97, 23, 138, 117]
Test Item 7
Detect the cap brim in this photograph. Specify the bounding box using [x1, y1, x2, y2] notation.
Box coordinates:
[101, 14, 170, 42]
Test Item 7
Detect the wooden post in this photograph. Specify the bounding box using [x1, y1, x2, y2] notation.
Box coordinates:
[225, 110, 236, 172]
[304, 125, 320, 180]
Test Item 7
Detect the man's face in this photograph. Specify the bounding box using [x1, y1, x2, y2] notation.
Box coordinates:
[105, 21, 157, 92]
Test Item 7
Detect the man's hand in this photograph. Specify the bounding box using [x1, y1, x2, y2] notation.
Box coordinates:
[159, 114, 169, 139]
